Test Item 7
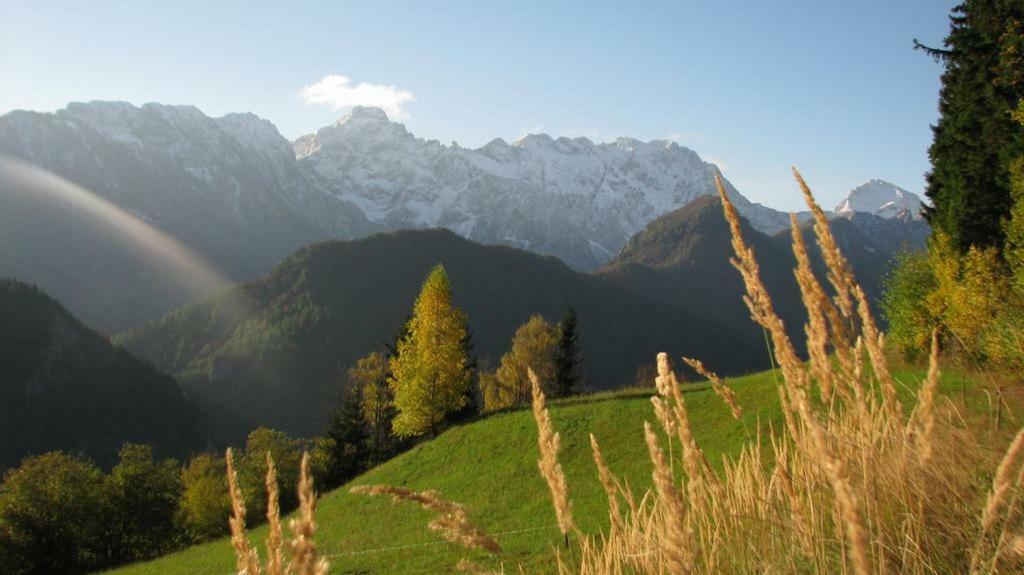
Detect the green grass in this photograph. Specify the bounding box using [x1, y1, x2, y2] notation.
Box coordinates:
[107, 365, 1004, 575]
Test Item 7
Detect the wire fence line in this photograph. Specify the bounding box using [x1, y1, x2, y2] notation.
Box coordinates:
[321, 523, 560, 558]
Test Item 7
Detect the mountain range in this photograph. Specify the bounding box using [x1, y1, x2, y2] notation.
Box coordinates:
[115, 195, 927, 441]
[0, 101, 924, 332]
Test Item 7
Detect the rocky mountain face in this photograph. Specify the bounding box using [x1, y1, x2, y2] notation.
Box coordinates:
[0, 101, 927, 332]
[296, 106, 790, 268]
[0, 102, 376, 331]
[0, 280, 205, 470]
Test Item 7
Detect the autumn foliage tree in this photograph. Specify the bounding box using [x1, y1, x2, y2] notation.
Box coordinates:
[389, 265, 471, 437]
[482, 314, 559, 411]
[349, 351, 393, 464]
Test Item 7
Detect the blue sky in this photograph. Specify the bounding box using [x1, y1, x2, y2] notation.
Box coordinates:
[0, 0, 956, 211]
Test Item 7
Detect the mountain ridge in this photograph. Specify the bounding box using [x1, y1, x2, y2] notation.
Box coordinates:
[0, 279, 205, 470]
[0, 101, 927, 334]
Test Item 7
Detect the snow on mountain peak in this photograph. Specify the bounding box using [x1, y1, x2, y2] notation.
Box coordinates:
[337, 105, 390, 125]
[835, 179, 923, 219]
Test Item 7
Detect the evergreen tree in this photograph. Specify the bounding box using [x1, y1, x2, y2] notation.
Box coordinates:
[446, 328, 481, 424]
[389, 264, 471, 437]
[917, 0, 1024, 252]
[322, 387, 369, 489]
[554, 307, 583, 397]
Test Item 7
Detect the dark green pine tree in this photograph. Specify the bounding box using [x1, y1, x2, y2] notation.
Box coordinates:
[446, 328, 481, 424]
[554, 307, 583, 398]
[917, 0, 1024, 253]
[322, 387, 369, 489]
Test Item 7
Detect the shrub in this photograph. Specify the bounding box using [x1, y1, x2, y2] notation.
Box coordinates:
[0, 452, 114, 575]
[109, 444, 184, 561]
[177, 453, 231, 542]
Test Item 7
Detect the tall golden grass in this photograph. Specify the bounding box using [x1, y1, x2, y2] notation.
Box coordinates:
[227, 450, 328, 575]
[530, 170, 1024, 574]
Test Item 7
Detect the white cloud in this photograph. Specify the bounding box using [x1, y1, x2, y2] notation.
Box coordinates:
[298, 74, 416, 120]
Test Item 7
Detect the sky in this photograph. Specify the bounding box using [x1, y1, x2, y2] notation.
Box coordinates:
[0, 0, 957, 211]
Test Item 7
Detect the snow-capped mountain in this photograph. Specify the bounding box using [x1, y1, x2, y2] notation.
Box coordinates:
[296, 106, 789, 268]
[835, 179, 924, 219]
[0, 101, 928, 330]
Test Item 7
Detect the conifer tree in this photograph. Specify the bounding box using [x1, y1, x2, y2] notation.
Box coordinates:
[322, 387, 369, 488]
[554, 307, 583, 397]
[389, 264, 471, 437]
[917, 0, 1024, 252]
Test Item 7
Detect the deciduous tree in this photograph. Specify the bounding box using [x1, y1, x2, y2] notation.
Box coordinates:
[389, 264, 471, 437]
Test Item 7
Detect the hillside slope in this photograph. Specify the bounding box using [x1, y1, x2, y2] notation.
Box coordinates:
[116, 228, 762, 440]
[108, 364, 984, 575]
[0, 280, 205, 470]
[598, 195, 929, 354]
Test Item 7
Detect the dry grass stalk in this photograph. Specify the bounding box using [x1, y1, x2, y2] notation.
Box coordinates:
[911, 331, 941, 464]
[226, 447, 262, 575]
[644, 421, 692, 574]
[721, 174, 873, 574]
[287, 453, 329, 575]
[264, 452, 284, 575]
[789, 212, 837, 405]
[223, 451, 328, 575]
[681, 356, 742, 419]
[981, 427, 1024, 533]
[770, 438, 811, 553]
[793, 168, 903, 421]
[590, 434, 624, 534]
[792, 168, 856, 323]
[656, 354, 715, 488]
[530, 367, 575, 544]
[350, 485, 502, 554]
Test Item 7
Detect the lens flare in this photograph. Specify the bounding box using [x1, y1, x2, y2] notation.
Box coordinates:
[0, 156, 234, 313]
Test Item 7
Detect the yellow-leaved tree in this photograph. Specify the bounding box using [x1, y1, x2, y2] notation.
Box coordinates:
[351, 351, 393, 463]
[481, 314, 558, 411]
[389, 264, 471, 437]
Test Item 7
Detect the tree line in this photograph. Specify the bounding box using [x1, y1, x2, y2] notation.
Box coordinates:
[885, 0, 1024, 370]
[0, 263, 586, 574]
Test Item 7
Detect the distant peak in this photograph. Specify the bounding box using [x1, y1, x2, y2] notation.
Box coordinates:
[337, 106, 390, 125]
[513, 132, 554, 147]
[835, 179, 923, 219]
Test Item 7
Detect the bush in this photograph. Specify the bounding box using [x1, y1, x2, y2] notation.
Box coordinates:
[109, 444, 184, 561]
[177, 453, 231, 542]
[882, 250, 939, 358]
[0, 452, 114, 575]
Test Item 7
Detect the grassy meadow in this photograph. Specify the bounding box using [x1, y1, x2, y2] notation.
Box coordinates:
[106, 362, 1008, 575]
